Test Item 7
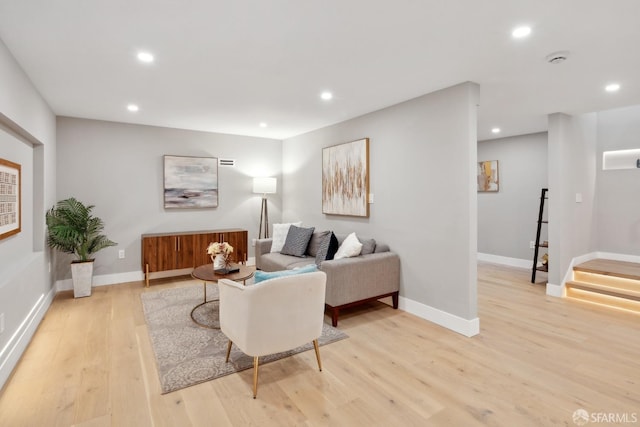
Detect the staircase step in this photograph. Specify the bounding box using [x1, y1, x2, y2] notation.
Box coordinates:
[566, 280, 640, 301]
[573, 259, 640, 281]
[568, 259, 640, 314]
[566, 283, 640, 313]
[573, 270, 640, 292]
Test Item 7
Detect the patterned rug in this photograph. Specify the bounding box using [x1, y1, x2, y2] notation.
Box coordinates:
[141, 283, 348, 394]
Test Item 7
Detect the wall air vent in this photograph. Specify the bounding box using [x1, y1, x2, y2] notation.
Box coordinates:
[219, 159, 236, 167]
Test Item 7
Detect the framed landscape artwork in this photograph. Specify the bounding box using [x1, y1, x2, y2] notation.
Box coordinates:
[322, 138, 369, 217]
[477, 160, 499, 192]
[0, 157, 21, 240]
[164, 155, 218, 208]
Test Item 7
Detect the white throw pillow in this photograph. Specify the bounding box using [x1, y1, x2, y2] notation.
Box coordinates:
[270, 222, 302, 253]
[334, 232, 363, 259]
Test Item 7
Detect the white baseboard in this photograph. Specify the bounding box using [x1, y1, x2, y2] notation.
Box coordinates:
[56, 270, 145, 292]
[477, 253, 531, 269]
[399, 296, 479, 337]
[57, 259, 260, 292]
[595, 251, 640, 263]
[0, 289, 55, 390]
[546, 282, 565, 297]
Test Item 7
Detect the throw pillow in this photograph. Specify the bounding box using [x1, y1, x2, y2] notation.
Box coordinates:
[334, 232, 363, 260]
[358, 237, 377, 255]
[270, 222, 302, 253]
[374, 243, 390, 253]
[254, 264, 318, 283]
[315, 232, 339, 266]
[306, 230, 331, 257]
[280, 225, 315, 257]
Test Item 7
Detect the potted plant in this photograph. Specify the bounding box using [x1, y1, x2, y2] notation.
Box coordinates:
[46, 197, 117, 298]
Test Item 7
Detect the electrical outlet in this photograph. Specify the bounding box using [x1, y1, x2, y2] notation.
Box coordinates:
[529, 241, 535, 249]
[0, 313, 5, 334]
[252, 238, 257, 247]
[118, 249, 125, 259]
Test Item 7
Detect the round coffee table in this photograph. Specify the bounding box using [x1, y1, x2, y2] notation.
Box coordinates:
[190, 263, 254, 328]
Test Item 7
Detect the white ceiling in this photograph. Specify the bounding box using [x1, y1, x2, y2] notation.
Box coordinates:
[1, 0, 639, 141]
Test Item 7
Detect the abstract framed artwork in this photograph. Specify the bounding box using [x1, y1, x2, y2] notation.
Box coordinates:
[477, 160, 499, 192]
[322, 138, 369, 217]
[0, 157, 21, 240]
[164, 155, 218, 208]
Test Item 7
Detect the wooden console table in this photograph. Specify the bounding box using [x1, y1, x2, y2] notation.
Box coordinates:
[141, 228, 248, 287]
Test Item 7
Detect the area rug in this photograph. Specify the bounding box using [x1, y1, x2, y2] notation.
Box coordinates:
[141, 284, 348, 394]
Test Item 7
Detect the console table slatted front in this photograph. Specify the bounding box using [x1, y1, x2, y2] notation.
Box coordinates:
[141, 229, 248, 286]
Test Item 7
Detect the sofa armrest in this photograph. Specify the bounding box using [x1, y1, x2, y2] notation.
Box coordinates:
[320, 252, 400, 307]
[255, 239, 273, 270]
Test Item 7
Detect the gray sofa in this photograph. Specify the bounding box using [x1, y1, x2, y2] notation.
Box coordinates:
[255, 233, 400, 326]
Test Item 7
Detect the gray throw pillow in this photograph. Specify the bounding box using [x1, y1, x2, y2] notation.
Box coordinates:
[315, 232, 339, 266]
[359, 237, 377, 255]
[307, 230, 331, 257]
[374, 243, 390, 253]
[280, 225, 315, 257]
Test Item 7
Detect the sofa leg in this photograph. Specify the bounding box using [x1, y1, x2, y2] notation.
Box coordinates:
[392, 291, 399, 309]
[331, 307, 339, 327]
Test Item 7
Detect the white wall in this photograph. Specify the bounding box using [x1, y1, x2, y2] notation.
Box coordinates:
[547, 112, 598, 292]
[283, 82, 480, 336]
[55, 117, 282, 282]
[477, 132, 548, 264]
[0, 38, 56, 390]
[596, 105, 640, 255]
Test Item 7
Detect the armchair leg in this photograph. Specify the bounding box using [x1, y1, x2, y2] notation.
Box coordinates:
[253, 356, 259, 399]
[225, 340, 233, 363]
[313, 339, 322, 371]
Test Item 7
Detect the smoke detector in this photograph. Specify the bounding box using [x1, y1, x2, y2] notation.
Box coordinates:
[546, 51, 570, 64]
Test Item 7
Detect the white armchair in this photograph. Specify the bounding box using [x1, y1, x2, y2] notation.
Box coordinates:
[218, 271, 327, 398]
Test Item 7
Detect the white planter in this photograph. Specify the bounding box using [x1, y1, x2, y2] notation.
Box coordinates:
[71, 260, 94, 298]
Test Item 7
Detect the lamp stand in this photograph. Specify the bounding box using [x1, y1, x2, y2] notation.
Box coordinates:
[258, 196, 269, 239]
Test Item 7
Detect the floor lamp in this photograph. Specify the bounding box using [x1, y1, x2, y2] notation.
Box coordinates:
[253, 177, 277, 239]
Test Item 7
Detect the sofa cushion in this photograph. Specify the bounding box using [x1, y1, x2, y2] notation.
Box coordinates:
[334, 232, 363, 260]
[280, 225, 315, 257]
[287, 259, 317, 269]
[259, 252, 309, 271]
[358, 237, 377, 255]
[315, 232, 339, 266]
[270, 222, 302, 253]
[254, 264, 318, 283]
[306, 230, 331, 257]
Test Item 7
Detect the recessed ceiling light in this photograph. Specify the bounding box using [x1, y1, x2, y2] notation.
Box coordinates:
[605, 83, 620, 92]
[491, 127, 501, 134]
[512, 26, 531, 39]
[320, 91, 333, 101]
[259, 122, 267, 128]
[127, 104, 139, 112]
[137, 51, 154, 63]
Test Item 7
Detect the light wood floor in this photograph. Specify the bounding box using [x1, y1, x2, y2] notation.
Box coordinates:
[1, 263, 639, 426]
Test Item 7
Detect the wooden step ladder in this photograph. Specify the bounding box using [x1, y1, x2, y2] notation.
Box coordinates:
[566, 259, 640, 313]
[531, 188, 548, 283]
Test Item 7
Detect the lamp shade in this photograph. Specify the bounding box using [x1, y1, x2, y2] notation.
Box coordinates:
[253, 177, 277, 194]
